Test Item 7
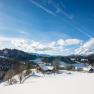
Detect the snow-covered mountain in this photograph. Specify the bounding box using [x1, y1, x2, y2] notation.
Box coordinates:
[77, 49, 94, 56]
[82, 49, 94, 56]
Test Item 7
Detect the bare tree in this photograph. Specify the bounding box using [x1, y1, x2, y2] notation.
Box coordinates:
[4, 69, 15, 85]
[18, 72, 23, 84]
[24, 63, 32, 77]
[52, 58, 60, 75]
[17, 64, 26, 84]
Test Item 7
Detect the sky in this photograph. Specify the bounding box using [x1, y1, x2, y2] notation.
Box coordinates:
[0, 0, 94, 55]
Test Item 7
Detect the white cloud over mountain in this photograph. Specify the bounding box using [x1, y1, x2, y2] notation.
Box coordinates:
[75, 38, 94, 55]
[0, 35, 94, 55]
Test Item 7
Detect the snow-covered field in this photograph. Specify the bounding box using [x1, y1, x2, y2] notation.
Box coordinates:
[0, 71, 94, 94]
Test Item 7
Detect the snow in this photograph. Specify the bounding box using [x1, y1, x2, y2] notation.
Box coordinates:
[0, 71, 94, 94]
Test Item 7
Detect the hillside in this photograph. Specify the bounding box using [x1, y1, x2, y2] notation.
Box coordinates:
[0, 71, 94, 94]
[0, 48, 94, 65]
[0, 48, 94, 82]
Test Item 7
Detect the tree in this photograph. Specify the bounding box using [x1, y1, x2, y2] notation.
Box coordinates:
[17, 64, 26, 84]
[4, 69, 15, 85]
[18, 72, 23, 84]
[24, 63, 32, 77]
[52, 58, 60, 75]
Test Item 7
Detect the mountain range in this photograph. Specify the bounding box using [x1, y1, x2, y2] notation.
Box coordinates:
[0, 48, 94, 65]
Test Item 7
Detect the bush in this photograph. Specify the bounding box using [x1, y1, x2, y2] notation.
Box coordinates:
[3, 69, 16, 85]
[7, 78, 17, 85]
[65, 66, 75, 71]
[24, 69, 32, 77]
[4, 69, 15, 81]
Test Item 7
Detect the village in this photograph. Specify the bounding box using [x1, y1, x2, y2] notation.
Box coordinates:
[31, 58, 94, 73]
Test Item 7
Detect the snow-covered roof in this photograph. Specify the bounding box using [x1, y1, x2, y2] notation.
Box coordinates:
[39, 64, 54, 71]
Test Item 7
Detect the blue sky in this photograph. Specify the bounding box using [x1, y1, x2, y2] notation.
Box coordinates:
[0, 0, 94, 55]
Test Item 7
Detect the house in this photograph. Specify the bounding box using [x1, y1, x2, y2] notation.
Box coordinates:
[38, 63, 54, 71]
[72, 63, 89, 71]
[80, 58, 88, 63]
[70, 58, 75, 61]
[89, 68, 94, 73]
[31, 59, 54, 72]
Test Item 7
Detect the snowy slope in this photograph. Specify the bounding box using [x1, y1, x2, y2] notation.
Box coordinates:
[0, 71, 94, 94]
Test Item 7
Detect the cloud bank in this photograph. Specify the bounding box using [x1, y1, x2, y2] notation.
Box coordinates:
[0, 35, 94, 55]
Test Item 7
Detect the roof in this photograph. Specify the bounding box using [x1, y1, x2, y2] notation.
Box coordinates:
[39, 64, 54, 71]
[73, 63, 89, 68]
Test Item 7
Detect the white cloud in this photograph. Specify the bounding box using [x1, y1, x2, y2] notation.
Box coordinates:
[0, 35, 85, 55]
[11, 38, 30, 52]
[47, 42, 56, 49]
[30, 41, 56, 51]
[30, 41, 40, 49]
[11, 39, 56, 52]
[65, 39, 82, 46]
[57, 38, 81, 46]
[0, 36, 31, 51]
[83, 38, 94, 48]
[57, 39, 65, 46]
